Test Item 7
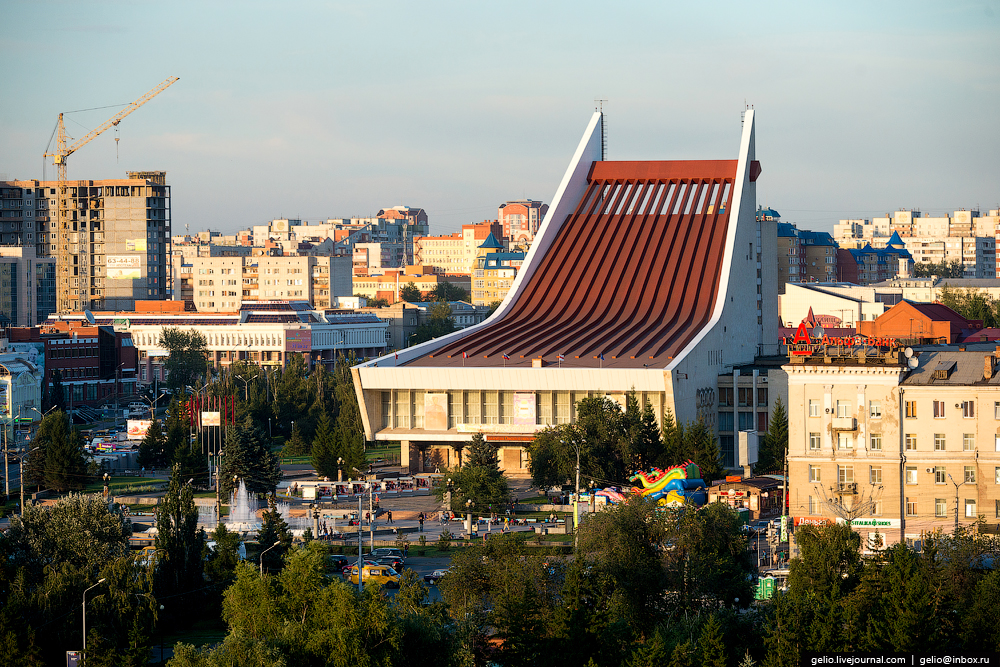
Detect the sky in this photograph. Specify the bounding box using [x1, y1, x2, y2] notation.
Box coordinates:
[1, 1, 997, 237]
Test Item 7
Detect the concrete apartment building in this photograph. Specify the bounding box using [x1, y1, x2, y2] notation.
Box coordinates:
[471, 233, 525, 307]
[171, 254, 353, 312]
[836, 209, 998, 279]
[786, 343, 1000, 550]
[2, 173, 171, 311]
[352, 270, 472, 304]
[499, 200, 548, 246]
[413, 221, 503, 275]
[837, 234, 913, 285]
[0, 247, 56, 327]
[776, 219, 839, 293]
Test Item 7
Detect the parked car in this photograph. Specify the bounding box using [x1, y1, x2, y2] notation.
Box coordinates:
[370, 548, 403, 559]
[376, 555, 405, 571]
[750, 519, 770, 535]
[424, 568, 452, 585]
[327, 554, 350, 573]
[341, 560, 378, 579]
[346, 564, 401, 588]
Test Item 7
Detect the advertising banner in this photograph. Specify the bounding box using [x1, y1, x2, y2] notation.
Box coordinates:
[285, 329, 312, 352]
[127, 420, 152, 440]
[126, 238, 147, 252]
[108, 255, 141, 280]
[424, 393, 448, 431]
[835, 517, 900, 529]
[201, 412, 221, 427]
[10, 341, 45, 376]
[511, 392, 536, 426]
[794, 516, 833, 527]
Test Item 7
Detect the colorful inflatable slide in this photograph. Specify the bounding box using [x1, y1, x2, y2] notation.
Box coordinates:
[594, 460, 707, 507]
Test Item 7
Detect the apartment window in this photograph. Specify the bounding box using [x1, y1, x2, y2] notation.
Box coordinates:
[870, 466, 882, 484]
[964, 434, 975, 451]
[965, 499, 977, 518]
[870, 432, 882, 451]
[809, 432, 821, 450]
[809, 399, 820, 417]
[965, 466, 976, 484]
[836, 400, 850, 418]
[838, 433, 853, 450]
[905, 400, 917, 418]
[808, 495, 818, 515]
[906, 498, 917, 516]
[995, 401, 1000, 419]
[906, 466, 918, 484]
[872, 500, 883, 516]
[935, 499, 948, 517]
[719, 387, 733, 407]
[934, 434, 947, 451]
[738, 387, 752, 407]
[757, 388, 768, 407]
[869, 400, 882, 419]
[962, 401, 975, 418]
[933, 400, 945, 418]
[934, 466, 946, 484]
[905, 433, 917, 451]
[809, 465, 821, 482]
[838, 465, 854, 484]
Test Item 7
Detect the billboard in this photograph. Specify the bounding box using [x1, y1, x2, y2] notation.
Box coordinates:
[424, 393, 448, 431]
[201, 412, 221, 427]
[107, 255, 141, 280]
[512, 392, 536, 426]
[126, 238, 147, 252]
[285, 329, 312, 352]
[127, 420, 152, 440]
[10, 341, 45, 377]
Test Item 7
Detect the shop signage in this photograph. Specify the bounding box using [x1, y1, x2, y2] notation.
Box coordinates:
[794, 516, 833, 527]
[835, 517, 900, 528]
[785, 322, 898, 357]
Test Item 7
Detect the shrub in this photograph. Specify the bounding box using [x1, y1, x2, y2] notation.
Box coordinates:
[438, 529, 453, 552]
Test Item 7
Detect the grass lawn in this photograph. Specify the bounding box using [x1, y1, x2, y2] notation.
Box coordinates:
[82, 476, 165, 494]
[518, 495, 549, 504]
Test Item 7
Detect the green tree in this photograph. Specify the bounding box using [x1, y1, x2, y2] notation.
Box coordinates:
[154, 464, 207, 597]
[257, 506, 292, 575]
[431, 281, 470, 302]
[363, 295, 390, 308]
[219, 417, 281, 498]
[310, 413, 338, 478]
[400, 282, 422, 302]
[333, 355, 367, 476]
[136, 417, 167, 469]
[699, 614, 728, 667]
[488, 300, 503, 315]
[282, 422, 310, 457]
[31, 410, 86, 492]
[160, 328, 209, 391]
[49, 369, 65, 411]
[787, 523, 862, 599]
[411, 302, 456, 344]
[755, 397, 787, 475]
[464, 433, 498, 471]
[914, 259, 964, 278]
[682, 418, 723, 483]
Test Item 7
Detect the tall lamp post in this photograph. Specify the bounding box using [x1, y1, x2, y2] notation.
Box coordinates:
[561, 432, 582, 549]
[337, 457, 343, 482]
[947, 473, 967, 532]
[83, 578, 107, 659]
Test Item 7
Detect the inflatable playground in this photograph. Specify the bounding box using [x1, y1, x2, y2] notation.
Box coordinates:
[593, 461, 708, 508]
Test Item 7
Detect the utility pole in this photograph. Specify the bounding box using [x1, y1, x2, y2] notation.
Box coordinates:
[574, 443, 581, 549]
[369, 482, 375, 554]
[357, 488, 364, 592]
[948, 473, 966, 533]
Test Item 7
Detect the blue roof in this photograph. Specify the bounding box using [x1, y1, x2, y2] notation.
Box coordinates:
[885, 231, 906, 248]
[756, 206, 781, 221]
[478, 232, 503, 249]
[799, 231, 837, 246]
[776, 222, 799, 237]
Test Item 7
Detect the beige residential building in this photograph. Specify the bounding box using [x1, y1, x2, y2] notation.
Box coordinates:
[172, 254, 352, 312]
[786, 346, 1000, 551]
[413, 221, 503, 275]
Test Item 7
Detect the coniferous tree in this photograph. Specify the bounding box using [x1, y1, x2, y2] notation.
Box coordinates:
[699, 614, 728, 667]
[43, 412, 86, 492]
[464, 433, 498, 471]
[755, 397, 787, 475]
[333, 359, 366, 475]
[684, 418, 723, 483]
[219, 416, 281, 498]
[310, 413, 339, 478]
[136, 418, 167, 469]
[283, 422, 310, 457]
[49, 369, 66, 412]
[257, 505, 292, 574]
[163, 396, 189, 466]
[154, 464, 206, 597]
[660, 408, 685, 467]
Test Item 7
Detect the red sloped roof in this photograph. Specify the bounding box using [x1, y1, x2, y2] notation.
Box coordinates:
[407, 159, 738, 369]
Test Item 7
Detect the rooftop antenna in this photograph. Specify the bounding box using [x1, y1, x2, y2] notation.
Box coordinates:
[595, 98, 607, 160]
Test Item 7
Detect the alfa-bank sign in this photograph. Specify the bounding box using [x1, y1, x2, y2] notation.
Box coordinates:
[784, 322, 899, 357]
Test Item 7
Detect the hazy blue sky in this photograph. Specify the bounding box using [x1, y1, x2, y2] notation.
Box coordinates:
[2, 1, 997, 236]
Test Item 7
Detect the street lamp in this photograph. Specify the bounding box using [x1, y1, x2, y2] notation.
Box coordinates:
[234, 373, 251, 402]
[83, 578, 107, 657]
[337, 457, 343, 483]
[560, 431, 582, 549]
[947, 473, 967, 532]
[20, 445, 41, 516]
[465, 498, 475, 538]
[259, 542, 281, 576]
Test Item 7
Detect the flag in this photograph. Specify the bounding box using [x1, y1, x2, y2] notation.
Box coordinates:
[599, 352, 605, 361]
[395, 352, 398, 360]
[502, 353, 510, 361]
[557, 354, 565, 361]
[463, 351, 468, 359]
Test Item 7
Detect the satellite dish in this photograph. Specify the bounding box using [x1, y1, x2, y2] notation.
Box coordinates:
[907, 357, 918, 369]
[84, 309, 96, 325]
[904, 347, 913, 358]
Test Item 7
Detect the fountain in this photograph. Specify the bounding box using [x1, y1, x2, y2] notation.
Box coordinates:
[276, 501, 313, 535]
[226, 479, 262, 533]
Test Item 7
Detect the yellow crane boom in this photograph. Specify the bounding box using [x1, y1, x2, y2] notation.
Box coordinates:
[44, 76, 179, 314]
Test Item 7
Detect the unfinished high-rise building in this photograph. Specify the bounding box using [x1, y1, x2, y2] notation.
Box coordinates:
[4, 172, 171, 311]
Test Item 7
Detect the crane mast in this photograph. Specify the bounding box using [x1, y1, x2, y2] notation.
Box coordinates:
[44, 76, 179, 314]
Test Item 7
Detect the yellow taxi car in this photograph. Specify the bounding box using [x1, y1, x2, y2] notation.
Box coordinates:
[346, 564, 401, 588]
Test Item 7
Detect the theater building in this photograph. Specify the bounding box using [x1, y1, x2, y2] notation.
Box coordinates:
[352, 110, 777, 474]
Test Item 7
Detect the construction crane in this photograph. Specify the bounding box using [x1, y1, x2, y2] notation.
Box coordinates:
[44, 75, 179, 313]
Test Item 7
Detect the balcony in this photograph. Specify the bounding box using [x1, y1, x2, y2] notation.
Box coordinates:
[831, 417, 857, 431]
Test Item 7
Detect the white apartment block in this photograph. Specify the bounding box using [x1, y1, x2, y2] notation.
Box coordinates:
[836, 209, 999, 279]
